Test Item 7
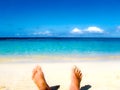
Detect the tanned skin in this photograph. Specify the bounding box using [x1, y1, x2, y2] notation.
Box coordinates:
[32, 65, 82, 90]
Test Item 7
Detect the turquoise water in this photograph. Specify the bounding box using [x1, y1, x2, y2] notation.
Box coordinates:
[0, 38, 120, 56]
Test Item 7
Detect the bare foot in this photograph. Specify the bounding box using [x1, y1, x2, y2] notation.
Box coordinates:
[32, 65, 51, 90]
[69, 66, 82, 90]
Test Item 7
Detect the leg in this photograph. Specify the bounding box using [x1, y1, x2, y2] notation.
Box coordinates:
[32, 65, 51, 90]
[69, 66, 82, 90]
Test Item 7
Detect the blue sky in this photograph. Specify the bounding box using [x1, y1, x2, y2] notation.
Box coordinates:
[0, 0, 120, 37]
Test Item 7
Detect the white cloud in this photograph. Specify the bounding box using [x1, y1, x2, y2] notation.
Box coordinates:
[70, 28, 83, 34]
[85, 26, 104, 33]
[116, 26, 120, 32]
[33, 30, 52, 36]
[118, 26, 120, 29]
[117, 26, 120, 30]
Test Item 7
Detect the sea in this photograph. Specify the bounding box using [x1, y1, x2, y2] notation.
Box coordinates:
[0, 37, 120, 56]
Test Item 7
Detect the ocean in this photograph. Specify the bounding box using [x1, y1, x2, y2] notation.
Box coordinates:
[0, 38, 120, 56]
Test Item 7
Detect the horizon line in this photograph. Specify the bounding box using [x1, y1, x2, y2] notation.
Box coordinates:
[0, 37, 120, 39]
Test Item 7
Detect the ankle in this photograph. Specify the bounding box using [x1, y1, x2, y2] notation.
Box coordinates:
[70, 83, 80, 90]
[37, 81, 50, 90]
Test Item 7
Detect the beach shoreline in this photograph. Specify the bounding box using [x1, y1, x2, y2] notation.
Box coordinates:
[0, 54, 120, 63]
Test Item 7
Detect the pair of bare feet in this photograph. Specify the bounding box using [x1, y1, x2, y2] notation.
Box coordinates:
[32, 65, 82, 90]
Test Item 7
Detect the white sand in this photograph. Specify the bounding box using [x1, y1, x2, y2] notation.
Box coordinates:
[0, 61, 120, 90]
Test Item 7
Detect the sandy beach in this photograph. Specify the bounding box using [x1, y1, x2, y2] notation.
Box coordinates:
[0, 56, 120, 90]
